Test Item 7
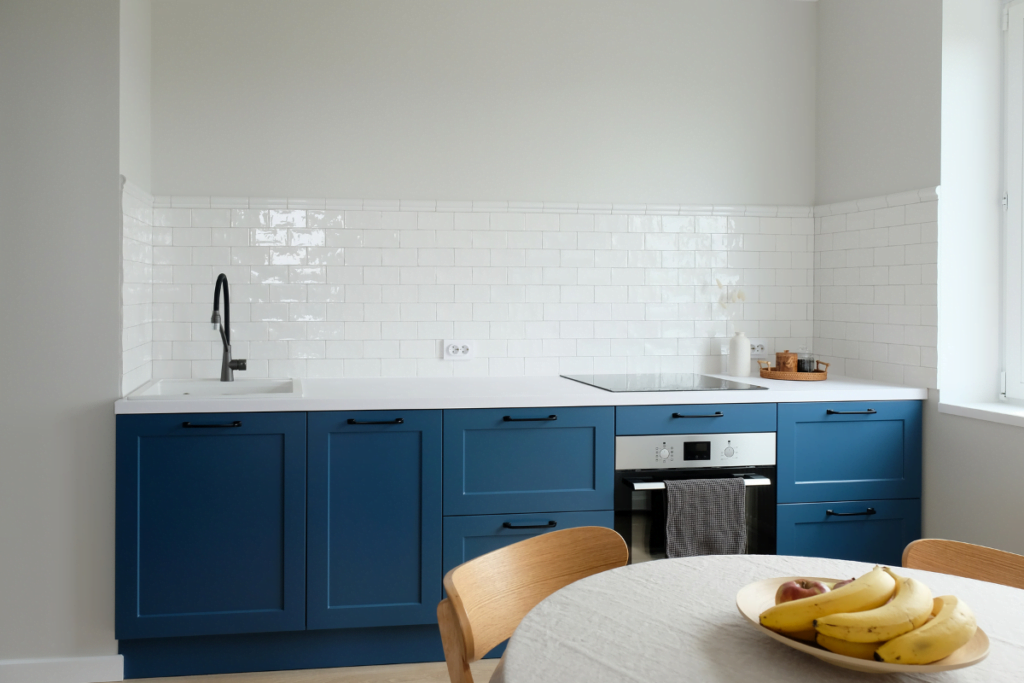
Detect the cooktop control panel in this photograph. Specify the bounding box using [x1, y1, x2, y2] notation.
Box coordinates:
[615, 432, 776, 470]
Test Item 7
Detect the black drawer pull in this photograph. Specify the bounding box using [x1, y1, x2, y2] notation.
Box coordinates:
[347, 418, 404, 425]
[503, 415, 557, 422]
[827, 409, 877, 415]
[672, 412, 724, 419]
[182, 421, 242, 429]
[502, 521, 557, 530]
[826, 507, 877, 517]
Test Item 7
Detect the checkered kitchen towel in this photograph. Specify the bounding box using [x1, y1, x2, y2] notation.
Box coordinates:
[665, 478, 747, 558]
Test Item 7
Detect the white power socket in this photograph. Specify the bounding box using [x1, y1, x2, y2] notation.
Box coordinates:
[443, 339, 476, 361]
[749, 339, 768, 360]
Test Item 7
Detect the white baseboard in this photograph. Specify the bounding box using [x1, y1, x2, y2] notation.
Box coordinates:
[0, 656, 123, 683]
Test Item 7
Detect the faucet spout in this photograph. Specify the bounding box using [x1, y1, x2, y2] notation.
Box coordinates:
[212, 274, 246, 381]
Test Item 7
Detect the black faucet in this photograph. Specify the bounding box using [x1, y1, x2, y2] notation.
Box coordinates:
[211, 273, 247, 381]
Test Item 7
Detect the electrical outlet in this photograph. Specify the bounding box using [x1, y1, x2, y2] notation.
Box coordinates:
[443, 339, 476, 361]
[749, 339, 768, 360]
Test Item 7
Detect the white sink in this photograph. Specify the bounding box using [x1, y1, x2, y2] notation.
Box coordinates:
[128, 378, 302, 400]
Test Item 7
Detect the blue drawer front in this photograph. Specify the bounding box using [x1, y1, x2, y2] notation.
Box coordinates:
[115, 413, 307, 639]
[443, 407, 614, 515]
[442, 510, 615, 577]
[777, 499, 921, 567]
[615, 403, 776, 435]
[777, 401, 922, 503]
[307, 410, 442, 630]
[442, 509, 613, 659]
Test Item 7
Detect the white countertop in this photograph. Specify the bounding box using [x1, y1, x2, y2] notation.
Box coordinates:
[114, 373, 927, 414]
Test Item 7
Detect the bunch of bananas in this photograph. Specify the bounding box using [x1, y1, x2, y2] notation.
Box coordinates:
[759, 566, 978, 665]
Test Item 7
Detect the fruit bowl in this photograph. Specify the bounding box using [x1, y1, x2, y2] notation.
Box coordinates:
[736, 576, 990, 674]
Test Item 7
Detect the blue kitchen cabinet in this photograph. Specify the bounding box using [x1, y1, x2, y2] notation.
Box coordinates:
[777, 401, 922, 504]
[616, 403, 776, 435]
[777, 499, 922, 567]
[443, 407, 614, 516]
[776, 400, 922, 565]
[115, 412, 307, 639]
[306, 410, 442, 630]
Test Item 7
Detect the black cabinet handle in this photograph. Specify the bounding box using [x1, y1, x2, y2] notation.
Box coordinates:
[503, 415, 557, 422]
[182, 421, 242, 429]
[672, 412, 724, 419]
[826, 507, 877, 517]
[502, 521, 557, 530]
[827, 409, 877, 415]
[347, 418, 404, 425]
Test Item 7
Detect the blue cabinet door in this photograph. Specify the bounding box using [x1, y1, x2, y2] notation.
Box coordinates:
[777, 401, 922, 503]
[777, 499, 921, 567]
[443, 407, 614, 516]
[115, 412, 307, 639]
[307, 410, 442, 630]
[616, 403, 776, 435]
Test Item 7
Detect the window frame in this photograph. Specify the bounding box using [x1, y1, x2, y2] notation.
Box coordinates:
[1005, 0, 1024, 400]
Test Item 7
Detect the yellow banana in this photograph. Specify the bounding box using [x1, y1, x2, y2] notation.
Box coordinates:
[816, 633, 879, 660]
[784, 628, 818, 642]
[814, 569, 933, 642]
[760, 566, 897, 633]
[874, 595, 978, 665]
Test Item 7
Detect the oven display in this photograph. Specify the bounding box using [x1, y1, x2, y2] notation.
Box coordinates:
[683, 441, 711, 461]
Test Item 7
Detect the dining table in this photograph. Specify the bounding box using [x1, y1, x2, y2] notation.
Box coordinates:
[492, 554, 1024, 683]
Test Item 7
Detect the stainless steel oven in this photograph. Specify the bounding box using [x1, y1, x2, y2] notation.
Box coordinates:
[613, 432, 776, 563]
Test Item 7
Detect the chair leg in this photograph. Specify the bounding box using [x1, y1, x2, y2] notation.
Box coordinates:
[437, 598, 474, 683]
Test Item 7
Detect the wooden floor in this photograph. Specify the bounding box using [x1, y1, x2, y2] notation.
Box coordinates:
[129, 660, 500, 683]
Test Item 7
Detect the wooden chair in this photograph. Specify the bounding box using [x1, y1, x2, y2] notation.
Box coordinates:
[903, 538, 1024, 590]
[437, 526, 628, 683]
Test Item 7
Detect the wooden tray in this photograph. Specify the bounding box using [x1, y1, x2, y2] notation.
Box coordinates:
[758, 359, 829, 381]
[736, 575, 990, 674]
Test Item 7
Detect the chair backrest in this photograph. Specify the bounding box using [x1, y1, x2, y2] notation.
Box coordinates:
[437, 526, 628, 683]
[903, 538, 1024, 590]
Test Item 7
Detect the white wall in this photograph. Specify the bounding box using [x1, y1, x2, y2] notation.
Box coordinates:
[150, 0, 817, 205]
[0, 0, 122, 679]
[120, 0, 152, 192]
[923, 392, 1024, 554]
[815, 0, 941, 205]
[122, 181, 155, 395]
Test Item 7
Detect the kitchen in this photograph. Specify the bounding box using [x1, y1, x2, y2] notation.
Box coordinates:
[2, 1, 1021, 682]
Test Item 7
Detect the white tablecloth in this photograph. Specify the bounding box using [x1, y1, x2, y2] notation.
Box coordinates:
[495, 555, 1024, 683]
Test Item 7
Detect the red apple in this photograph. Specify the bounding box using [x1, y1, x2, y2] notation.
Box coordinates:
[832, 578, 855, 590]
[775, 579, 830, 605]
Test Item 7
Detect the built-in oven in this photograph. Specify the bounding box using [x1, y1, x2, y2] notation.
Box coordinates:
[614, 431, 776, 563]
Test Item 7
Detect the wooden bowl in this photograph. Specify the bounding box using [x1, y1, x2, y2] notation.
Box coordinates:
[735, 576, 990, 674]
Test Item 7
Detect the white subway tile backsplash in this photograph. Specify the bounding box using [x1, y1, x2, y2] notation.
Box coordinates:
[250, 198, 289, 210]
[813, 187, 938, 389]
[120, 195, 832, 382]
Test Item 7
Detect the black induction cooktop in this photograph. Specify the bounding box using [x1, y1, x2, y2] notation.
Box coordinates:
[560, 373, 768, 392]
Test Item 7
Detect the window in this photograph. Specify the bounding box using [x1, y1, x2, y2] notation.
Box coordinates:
[1005, 0, 1024, 400]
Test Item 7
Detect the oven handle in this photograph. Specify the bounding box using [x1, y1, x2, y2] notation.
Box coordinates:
[622, 474, 771, 490]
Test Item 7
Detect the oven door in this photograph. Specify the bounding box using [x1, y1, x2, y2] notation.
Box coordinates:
[613, 466, 776, 563]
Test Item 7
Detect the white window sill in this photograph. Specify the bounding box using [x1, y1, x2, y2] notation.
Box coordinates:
[938, 399, 1024, 429]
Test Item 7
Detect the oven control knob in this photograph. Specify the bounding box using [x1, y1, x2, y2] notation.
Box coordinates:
[723, 446, 735, 458]
[659, 448, 670, 458]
